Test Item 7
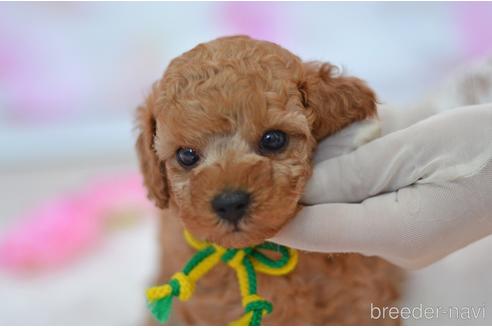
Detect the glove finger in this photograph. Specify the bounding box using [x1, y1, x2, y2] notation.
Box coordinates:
[302, 104, 492, 205]
[377, 104, 438, 136]
[313, 118, 381, 163]
[280, 159, 492, 269]
[270, 191, 407, 256]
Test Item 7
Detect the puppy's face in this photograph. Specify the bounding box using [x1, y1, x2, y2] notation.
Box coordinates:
[137, 36, 376, 248]
[156, 68, 314, 248]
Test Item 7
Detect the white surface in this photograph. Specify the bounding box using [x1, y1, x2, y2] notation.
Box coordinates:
[403, 235, 492, 325]
[0, 157, 159, 325]
[0, 218, 158, 325]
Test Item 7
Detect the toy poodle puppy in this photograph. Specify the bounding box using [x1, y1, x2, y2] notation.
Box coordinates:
[136, 35, 401, 325]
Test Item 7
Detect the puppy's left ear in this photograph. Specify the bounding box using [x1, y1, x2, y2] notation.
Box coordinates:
[135, 85, 169, 209]
[300, 61, 377, 140]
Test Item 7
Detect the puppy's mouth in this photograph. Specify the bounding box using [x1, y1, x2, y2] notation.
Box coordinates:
[217, 218, 249, 240]
[208, 216, 279, 248]
[183, 193, 295, 249]
[210, 231, 260, 248]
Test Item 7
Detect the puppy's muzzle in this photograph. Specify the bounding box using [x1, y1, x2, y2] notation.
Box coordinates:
[212, 190, 250, 224]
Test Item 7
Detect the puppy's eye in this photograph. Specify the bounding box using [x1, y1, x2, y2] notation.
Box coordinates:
[259, 130, 288, 153]
[176, 148, 200, 168]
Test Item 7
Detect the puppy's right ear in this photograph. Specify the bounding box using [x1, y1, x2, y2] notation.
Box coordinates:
[135, 87, 169, 209]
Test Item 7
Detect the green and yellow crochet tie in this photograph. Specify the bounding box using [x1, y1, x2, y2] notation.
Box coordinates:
[146, 230, 298, 326]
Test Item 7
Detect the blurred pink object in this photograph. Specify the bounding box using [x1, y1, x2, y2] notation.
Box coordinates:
[454, 2, 492, 60]
[0, 172, 151, 272]
[0, 22, 82, 124]
[217, 2, 288, 44]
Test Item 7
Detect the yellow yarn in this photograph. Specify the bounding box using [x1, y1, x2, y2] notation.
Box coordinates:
[146, 230, 298, 325]
[185, 230, 299, 275]
[230, 295, 269, 326]
[146, 284, 172, 301]
[228, 252, 250, 299]
[242, 294, 263, 308]
[184, 229, 208, 250]
[187, 246, 224, 283]
[171, 272, 194, 301]
[230, 311, 254, 326]
[253, 247, 298, 276]
[226, 249, 246, 269]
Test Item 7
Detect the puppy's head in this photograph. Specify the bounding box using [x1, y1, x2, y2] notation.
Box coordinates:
[136, 36, 376, 248]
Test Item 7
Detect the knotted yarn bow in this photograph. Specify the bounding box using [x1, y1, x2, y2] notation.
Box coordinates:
[146, 230, 298, 325]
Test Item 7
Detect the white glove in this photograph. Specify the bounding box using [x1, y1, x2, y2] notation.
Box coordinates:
[271, 104, 492, 270]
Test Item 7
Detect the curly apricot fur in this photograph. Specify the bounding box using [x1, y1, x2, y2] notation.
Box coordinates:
[136, 36, 401, 325]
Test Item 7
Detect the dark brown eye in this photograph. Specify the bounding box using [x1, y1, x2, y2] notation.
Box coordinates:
[259, 130, 288, 153]
[176, 148, 200, 168]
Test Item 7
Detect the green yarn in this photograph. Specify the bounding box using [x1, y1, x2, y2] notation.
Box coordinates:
[148, 294, 174, 323]
[245, 299, 273, 325]
[245, 300, 273, 314]
[147, 273, 180, 322]
[147, 240, 295, 326]
[182, 246, 215, 274]
[252, 242, 290, 268]
[243, 256, 257, 295]
[221, 248, 239, 263]
[250, 310, 263, 326]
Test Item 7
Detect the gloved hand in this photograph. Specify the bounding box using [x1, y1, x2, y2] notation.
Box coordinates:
[271, 104, 492, 270]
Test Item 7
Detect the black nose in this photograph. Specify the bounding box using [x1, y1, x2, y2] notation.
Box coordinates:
[212, 190, 251, 224]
